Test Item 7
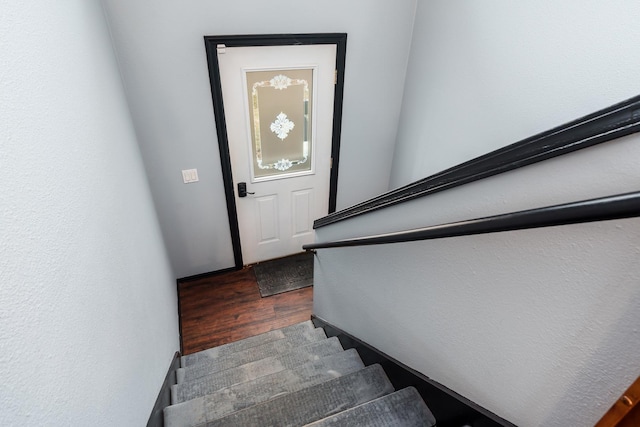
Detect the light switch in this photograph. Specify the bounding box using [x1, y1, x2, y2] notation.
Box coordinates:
[182, 169, 199, 183]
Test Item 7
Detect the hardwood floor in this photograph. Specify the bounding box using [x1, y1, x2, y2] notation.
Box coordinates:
[179, 266, 313, 355]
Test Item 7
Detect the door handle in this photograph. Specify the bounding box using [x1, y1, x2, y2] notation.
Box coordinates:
[237, 182, 255, 198]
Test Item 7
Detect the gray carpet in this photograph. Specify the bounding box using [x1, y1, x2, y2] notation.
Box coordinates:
[206, 365, 395, 427]
[253, 252, 314, 297]
[163, 320, 437, 427]
[163, 349, 365, 426]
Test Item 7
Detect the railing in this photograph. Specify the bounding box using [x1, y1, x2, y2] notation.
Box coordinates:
[314, 94, 640, 230]
[304, 191, 640, 250]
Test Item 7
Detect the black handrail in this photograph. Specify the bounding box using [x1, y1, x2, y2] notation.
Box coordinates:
[304, 191, 640, 250]
[314, 94, 640, 230]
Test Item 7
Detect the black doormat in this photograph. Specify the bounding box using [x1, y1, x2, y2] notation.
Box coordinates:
[253, 252, 314, 297]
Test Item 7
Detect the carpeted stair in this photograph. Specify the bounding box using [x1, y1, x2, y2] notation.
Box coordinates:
[165, 320, 436, 427]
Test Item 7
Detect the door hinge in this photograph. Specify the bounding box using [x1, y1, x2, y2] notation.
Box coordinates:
[334, 70, 338, 85]
[217, 44, 226, 55]
[330, 157, 333, 168]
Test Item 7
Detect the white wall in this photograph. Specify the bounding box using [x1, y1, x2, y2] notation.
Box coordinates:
[0, 2, 179, 426]
[317, 132, 640, 243]
[314, 3, 640, 425]
[100, 0, 417, 278]
[313, 130, 640, 426]
[314, 217, 640, 427]
[390, 0, 640, 188]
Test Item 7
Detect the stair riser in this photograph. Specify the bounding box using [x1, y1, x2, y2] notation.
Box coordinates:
[172, 337, 344, 404]
[181, 320, 315, 367]
[207, 364, 395, 427]
[304, 387, 436, 427]
[178, 328, 327, 379]
[164, 349, 365, 427]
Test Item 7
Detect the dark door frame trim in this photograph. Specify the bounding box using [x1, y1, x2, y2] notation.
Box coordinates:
[204, 33, 347, 269]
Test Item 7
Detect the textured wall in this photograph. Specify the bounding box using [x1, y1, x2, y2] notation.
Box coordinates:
[0, 1, 179, 425]
[315, 4, 640, 423]
[314, 122, 640, 427]
[101, 0, 417, 277]
[317, 132, 640, 243]
[314, 216, 640, 426]
[390, 0, 640, 188]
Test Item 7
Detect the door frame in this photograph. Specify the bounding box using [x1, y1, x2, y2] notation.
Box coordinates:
[204, 33, 347, 269]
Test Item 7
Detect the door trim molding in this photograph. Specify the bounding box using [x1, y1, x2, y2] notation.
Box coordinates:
[204, 33, 347, 268]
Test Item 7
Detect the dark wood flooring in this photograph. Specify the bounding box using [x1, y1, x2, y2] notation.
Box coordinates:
[179, 266, 313, 355]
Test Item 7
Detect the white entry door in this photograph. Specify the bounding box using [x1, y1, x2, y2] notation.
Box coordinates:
[217, 44, 337, 265]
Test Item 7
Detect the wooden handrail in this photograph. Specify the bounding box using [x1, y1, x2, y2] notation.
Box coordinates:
[595, 376, 640, 427]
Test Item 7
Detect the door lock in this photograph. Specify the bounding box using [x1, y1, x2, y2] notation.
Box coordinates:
[237, 182, 255, 198]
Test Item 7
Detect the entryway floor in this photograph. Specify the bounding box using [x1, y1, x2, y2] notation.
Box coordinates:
[179, 266, 313, 355]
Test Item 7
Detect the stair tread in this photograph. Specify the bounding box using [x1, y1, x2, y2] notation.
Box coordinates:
[303, 387, 436, 427]
[172, 337, 344, 404]
[164, 349, 365, 427]
[204, 364, 394, 427]
[177, 327, 327, 379]
[181, 320, 315, 367]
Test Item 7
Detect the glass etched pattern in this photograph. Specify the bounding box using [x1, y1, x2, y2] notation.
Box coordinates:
[246, 69, 313, 179]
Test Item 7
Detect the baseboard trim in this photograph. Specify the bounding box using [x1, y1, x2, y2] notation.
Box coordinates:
[311, 315, 515, 427]
[146, 351, 181, 427]
[177, 266, 239, 284]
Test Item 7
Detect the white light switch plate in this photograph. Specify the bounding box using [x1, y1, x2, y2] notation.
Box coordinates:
[182, 169, 199, 183]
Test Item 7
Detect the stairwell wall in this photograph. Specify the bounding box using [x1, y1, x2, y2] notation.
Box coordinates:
[314, 127, 640, 427]
[315, 2, 640, 426]
[390, 0, 640, 188]
[313, 214, 640, 427]
[0, 2, 179, 426]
